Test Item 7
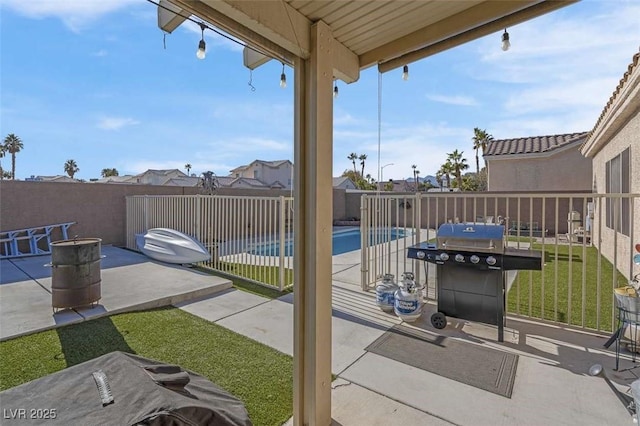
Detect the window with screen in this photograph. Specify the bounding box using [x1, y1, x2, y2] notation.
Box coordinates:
[605, 147, 630, 236]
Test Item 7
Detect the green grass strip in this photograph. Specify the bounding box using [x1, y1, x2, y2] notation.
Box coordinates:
[507, 244, 627, 331]
[0, 307, 293, 426]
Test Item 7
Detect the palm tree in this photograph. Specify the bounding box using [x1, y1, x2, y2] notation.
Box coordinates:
[0, 143, 5, 181]
[185, 163, 192, 175]
[64, 159, 79, 179]
[3, 134, 23, 179]
[447, 149, 469, 190]
[472, 127, 493, 174]
[435, 170, 443, 189]
[411, 164, 417, 189]
[348, 153, 358, 175]
[101, 168, 119, 177]
[358, 154, 367, 177]
[438, 161, 453, 189]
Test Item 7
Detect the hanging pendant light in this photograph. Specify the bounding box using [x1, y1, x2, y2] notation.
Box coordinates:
[501, 29, 510, 51]
[196, 23, 206, 59]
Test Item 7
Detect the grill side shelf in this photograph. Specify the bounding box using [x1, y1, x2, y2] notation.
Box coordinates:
[502, 248, 542, 271]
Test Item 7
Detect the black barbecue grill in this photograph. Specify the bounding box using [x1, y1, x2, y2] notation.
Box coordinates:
[407, 223, 542, 341]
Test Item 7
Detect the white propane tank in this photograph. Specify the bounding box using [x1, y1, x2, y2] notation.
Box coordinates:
[394, 272, 423, 322]
[376, 273, 398, 312]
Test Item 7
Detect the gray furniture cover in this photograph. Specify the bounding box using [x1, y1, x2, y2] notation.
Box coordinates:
[0, 351, 252, 425]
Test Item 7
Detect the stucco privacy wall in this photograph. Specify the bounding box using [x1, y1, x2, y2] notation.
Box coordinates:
[0, 181, 297, 246]
[488, 145, 593, 192]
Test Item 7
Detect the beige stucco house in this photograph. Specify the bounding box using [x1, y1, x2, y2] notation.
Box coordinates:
[485, 132, 592, 192]
[229, 159, 292, 189]
[580, 50, 640, 277]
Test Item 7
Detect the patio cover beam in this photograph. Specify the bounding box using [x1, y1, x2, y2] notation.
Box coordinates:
[371, 0, 578, 72]
[169, 0, 360, 83]
[293, 21, 334, 426]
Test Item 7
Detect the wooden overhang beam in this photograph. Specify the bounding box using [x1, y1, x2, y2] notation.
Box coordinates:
[168, 0, 359, 83]
[368, 0, 578, 73]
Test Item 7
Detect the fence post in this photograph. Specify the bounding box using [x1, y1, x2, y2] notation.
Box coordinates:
[279, 196, 286, 291]
[360, 195, 369, 290]
[144, 195, 149, 232]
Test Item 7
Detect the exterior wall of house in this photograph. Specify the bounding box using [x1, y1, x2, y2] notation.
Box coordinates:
[487, 146, 592, 192]
[590, 110, 640, 277]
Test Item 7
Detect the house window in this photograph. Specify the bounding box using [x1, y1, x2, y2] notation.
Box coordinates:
[254, 170, 258, 179]
[605, 147, 630, 236]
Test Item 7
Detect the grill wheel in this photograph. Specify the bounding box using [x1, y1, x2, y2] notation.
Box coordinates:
[430, 312, 447, 329]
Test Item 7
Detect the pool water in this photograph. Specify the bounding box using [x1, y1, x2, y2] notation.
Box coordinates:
[251, 228, 408, 256]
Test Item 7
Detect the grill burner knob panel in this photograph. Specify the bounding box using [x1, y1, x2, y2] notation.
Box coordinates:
[470, 255, 480, 264]
[440, 252, 449, 261]
[455, 254, 465, 263]
[486, 256, 497, 265]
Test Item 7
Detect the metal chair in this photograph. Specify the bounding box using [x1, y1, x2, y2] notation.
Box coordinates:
[614, 288, 640, 371]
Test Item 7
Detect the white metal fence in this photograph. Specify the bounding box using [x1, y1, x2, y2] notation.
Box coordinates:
[126, 195, 294, 290]
[360, 192, 640, 333]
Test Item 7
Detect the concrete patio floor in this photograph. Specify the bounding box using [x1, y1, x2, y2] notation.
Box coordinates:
[1, 245, 638, 425]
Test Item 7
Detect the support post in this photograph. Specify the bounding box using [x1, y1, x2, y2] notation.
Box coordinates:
[293, 21, 334, 426]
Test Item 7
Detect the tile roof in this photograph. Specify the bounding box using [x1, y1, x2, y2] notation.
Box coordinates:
[484, 132, 588, 157]
[588, 50, 640, 139]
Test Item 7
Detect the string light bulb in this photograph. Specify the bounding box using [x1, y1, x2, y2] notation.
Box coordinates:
[402, 65, 409, 81]
[333, 81, 339, 98]
[196, 23, 206, 59]
[280, 63, 287, 88]
[501, 29, 510, 51]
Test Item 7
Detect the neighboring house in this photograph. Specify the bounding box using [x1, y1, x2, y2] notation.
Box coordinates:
[131, 169, 189, 185]
[216, 176, 285, 189]
[162, 176, 201, 187]
[333, 177, 356, 190]
[24, 175, 79, 183]
[580, 50, 639, 277]
[229, 160, 293, 189]
[93, 175, 137, 184]
[484, 132, 592, 191]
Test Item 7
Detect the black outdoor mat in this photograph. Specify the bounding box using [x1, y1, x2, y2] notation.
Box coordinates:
[365, 325, 518, 398]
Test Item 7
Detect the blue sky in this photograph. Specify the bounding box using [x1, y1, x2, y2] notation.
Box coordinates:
[1, 0, 639, 182]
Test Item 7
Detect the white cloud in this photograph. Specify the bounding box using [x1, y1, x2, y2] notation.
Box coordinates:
[92, 49, 108, 57]
[97, 116, 140, 130]
[0, 0, 139, 32]
[426, 94, 478, 106]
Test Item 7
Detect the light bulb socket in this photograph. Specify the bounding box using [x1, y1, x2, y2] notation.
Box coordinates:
[333, 85, 339, 98]
[280, 73, 287, 88]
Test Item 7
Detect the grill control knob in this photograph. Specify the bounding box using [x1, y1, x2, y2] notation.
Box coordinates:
[486, 256, 497, 266]
[470, 255, 480, 264]
[439, 252, 449, 261]
[417, 251, 425, 259]
[455, 254, 464, 262]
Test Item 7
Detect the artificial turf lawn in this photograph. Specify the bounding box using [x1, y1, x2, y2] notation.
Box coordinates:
[507, 243, 628, 331]
[0, 307, 293, 426]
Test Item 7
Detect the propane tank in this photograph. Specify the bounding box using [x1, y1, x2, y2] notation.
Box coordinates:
[376, 273, 398, 312]
[394, 272, 423, 322]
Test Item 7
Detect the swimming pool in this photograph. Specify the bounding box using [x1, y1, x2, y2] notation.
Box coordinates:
[251, 227, 409, 256]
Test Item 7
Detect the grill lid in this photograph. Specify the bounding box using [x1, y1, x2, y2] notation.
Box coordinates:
[437, 223, 505, 253]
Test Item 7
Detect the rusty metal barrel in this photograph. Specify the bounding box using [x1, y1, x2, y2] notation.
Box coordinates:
[50, 238, 102, 310]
